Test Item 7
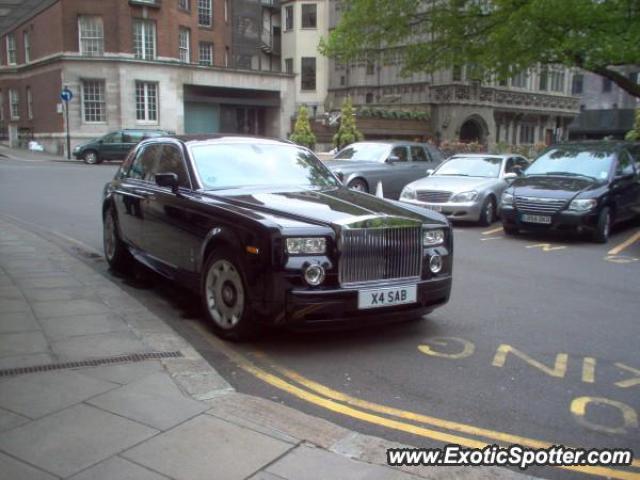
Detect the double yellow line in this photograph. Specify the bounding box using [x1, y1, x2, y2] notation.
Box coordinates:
[192, 322, 640, 479]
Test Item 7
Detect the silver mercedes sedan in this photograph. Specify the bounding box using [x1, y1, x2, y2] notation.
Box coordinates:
[399, 154, 530, 225]
[324, 141, 444, 199]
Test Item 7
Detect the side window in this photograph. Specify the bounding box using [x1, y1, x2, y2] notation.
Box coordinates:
[123, 131, 144, 143]
[119, 148, 138, 178]
[129, 144, 162, 181]
[102, 131, 122, 143]
[390, 146, 408, 162]
[504, 158, 516, 173]
[616, 151, 635, 176]
[155, 145, 191, 188]
[516, 157, 530, 171]
[426, 145, 444, 163]
[410, 146, 429, 162]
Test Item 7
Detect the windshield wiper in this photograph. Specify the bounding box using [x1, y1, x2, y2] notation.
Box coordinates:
[543, 172, 597, 180]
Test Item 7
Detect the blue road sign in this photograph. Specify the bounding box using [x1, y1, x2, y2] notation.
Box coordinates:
[60, 87, 73, 102]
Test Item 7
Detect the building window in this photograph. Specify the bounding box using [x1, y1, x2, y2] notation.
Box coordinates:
[198, 0, 212, 27]
[6, 34, 16, 65]
[26, 87, 33, 120]
[301, 4, 317, 28]
[340, 75, 345, 86]
[284, 58, 293, 74]
[602, 78, 612, 93]
[365, 92, 374, 104]
[136, 82, 158, 123]
[539, 67, 548, 91]
[23, 31, 30, 63]
[571, 74, 584, 95]
[178, 0, 190, 10]
[9, 89, 19, 119]
[549, 70, 565, 92]
[82, 80, 106, 123]
[285, 6, 294, 31]
[78, 16, 104, 56]
[133, 20, 156, 60]
[224, 0, 229, 22]
[224, 46, 229, 67]
[519, 124, 535, 144]
[199, 42, 213, 65]
[452, 65, 462, 82]
[366, 62, 375, 75]
[301, 57, 316, 91]
[511, 70, 528, 88]
[179, 27, 190, 62]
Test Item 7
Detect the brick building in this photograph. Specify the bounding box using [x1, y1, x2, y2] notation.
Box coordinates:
[0, 0, 294, 155]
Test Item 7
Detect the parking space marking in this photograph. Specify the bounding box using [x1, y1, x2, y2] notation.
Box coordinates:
[480, 236, 503, 241]
[609, 230, 640, 256]
[492, 344, 568, 378]
[605, 255, 639, 264]
[482, 226, 504, 235]
[615, 363, 640, 389]
[571, 397, 639, 435]
[525, 243, 567, 252]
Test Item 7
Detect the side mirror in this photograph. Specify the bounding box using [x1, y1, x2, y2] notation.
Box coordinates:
[504, 172, 518, 181]
[386, 155, 401, 163]
[426, 169, 435, 176]
[155, 172, 179, 193]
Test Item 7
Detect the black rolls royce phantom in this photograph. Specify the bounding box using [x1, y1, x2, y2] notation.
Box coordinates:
[102, 136, 452, 340]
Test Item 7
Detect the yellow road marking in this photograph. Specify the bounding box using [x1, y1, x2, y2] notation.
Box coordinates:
[482, 226, 504, 235]
[571, 397, 639, 435]
[609, 230, 640, 256]
[190, 323, 640, 478]
[582, 357, 596, 384]
[526, 243, 567, 252]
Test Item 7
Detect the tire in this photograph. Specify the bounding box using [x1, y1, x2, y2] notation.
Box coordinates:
[347, 178, 369, 193]
[503, 224, 519, 235]
[83, 150, 99, 165]
[201, 249, 256, 341]
[103, 207, 133, 272]
[478, 196, 496, 226]
[592, 207, 611, 244]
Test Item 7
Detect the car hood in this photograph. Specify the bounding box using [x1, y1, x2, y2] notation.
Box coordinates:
[201, 186, 447, 229]
[511, 175, 603, 200]
[408, 175, 499, 194]
[323, 159, 383, 172]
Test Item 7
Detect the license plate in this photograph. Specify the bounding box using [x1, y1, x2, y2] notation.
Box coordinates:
[424, 205, 442, 212]
[521, 214, 552, 224]
[358, 285, 417, 310]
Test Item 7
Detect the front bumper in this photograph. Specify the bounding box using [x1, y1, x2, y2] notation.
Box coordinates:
[401, 199, 482, 222]
[501, 206, 600, 231]
[284, 276, 452, 329]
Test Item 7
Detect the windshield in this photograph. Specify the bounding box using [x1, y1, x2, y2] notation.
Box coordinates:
[334, 143, 390, 162]
[434, 157, 503, 178]
[191, 143, 340, 190]
[526, 148, 614, 180]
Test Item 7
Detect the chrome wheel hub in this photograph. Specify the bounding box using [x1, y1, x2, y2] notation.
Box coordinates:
[205, 260, 244, 330]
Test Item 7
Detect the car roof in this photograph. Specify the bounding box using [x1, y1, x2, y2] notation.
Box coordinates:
[148, 134, 295, 147]
[343, 140, 433, 147]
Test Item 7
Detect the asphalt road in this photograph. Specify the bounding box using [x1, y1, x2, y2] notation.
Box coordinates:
[1, 157, 639, 480]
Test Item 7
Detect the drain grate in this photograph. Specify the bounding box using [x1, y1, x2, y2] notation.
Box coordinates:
[0, 351, 183, 378]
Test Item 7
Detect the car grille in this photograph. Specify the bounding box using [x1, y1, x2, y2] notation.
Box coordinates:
[338, 227, 422, 286]
[515, 196, 566, 214]
[416, 191, 452, 203]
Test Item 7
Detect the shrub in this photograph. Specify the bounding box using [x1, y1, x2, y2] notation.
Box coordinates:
[333, 97, 364, 150]
[289, 105, 316, 149]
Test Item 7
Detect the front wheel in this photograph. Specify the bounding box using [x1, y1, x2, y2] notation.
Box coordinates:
[201, 250, 256, 341]
[103, 207, 132, 272]
[592, 207, 611, 244]
[478, 196, 496, 226]
[83, 150, 99, 165]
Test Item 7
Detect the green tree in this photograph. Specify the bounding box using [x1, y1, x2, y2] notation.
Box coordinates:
[333, 97, 364, 150]
[625, 108, 640, 141]
[289, 105, 316, 149]
[320, 0, 640, 98]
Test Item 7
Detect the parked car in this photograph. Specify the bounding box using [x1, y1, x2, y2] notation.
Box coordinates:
[73, 129, 170, 164]
[324, 141, 444, 199]
[399, 154, 529, 226]
[102, 136, 453, 340]
[501, 142, 640, 243]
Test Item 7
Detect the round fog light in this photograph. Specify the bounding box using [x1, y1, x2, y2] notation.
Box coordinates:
[429, 254, 443, 274]
[304, 264, 325, 286]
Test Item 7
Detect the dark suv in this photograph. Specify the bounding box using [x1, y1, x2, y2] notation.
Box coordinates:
[73, 129, 170, 164]
[500, 142, 640, 243]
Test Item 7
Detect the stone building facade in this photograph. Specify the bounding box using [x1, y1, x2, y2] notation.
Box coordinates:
[0, 0, 295, 155]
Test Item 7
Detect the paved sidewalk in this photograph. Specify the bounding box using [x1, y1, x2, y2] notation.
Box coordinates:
[0, 218, 532, 480]
[0, 144, 68, 163]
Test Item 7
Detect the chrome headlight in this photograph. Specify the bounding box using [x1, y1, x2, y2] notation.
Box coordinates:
[423, 229, 445, 246]
[501, 192, 514, 205]
[286, 237, 326, 255]
[569, 198, 597, 211]
[450, 190, 478, 203]
[400, 186, 417, 200]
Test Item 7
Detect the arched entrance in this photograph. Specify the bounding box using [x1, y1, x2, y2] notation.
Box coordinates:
[459, 118, 483, 143]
